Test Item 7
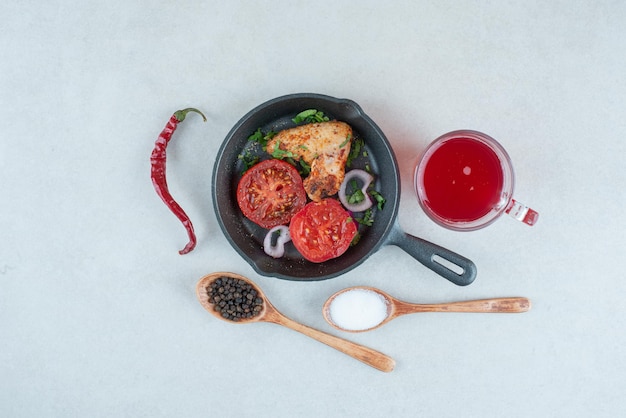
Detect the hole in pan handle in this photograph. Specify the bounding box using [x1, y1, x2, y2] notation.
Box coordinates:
[389, 229, 477, 286]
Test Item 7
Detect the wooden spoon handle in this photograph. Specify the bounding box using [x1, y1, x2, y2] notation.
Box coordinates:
[273, 315, 395, 372]
[405, 297, 531, 314]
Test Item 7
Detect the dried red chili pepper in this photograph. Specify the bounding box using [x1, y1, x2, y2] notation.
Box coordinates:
[150, 108, 206, 255]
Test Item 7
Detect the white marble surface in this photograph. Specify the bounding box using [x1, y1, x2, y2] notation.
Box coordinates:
[2, 1, 625, 417]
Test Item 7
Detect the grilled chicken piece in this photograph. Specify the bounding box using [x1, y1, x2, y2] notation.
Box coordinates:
[266, 121, 352, 201]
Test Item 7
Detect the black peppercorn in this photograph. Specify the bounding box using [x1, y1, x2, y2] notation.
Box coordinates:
[206, 276, 264, 322]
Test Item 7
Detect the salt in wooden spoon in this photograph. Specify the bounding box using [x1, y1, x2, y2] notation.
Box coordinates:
[196, 272, 395, 372]
[323, 286, 531, 333]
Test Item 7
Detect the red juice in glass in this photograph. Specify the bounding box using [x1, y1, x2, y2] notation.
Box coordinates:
[415, 130, 538, 231]
[422, 138, 504, 222]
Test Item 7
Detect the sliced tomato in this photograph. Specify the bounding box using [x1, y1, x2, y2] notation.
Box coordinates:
[289, 199, 357, 263]
[236, 159, 307, 229]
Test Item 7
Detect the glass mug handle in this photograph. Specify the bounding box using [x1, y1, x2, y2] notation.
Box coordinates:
[505, 199, 539, 226]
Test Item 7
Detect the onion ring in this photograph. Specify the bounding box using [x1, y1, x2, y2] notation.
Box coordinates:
[339, 169, 374, 212]
[263, 225, 292, 258]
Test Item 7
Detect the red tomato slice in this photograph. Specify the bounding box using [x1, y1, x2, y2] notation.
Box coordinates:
[289, 199, 357, 263]
[236, 159, 307, 229]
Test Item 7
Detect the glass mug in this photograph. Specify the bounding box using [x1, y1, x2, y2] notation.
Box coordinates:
[414, 130, 538, 231]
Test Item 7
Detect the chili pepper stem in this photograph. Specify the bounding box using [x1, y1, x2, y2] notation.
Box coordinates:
[174, 108, 207, 123]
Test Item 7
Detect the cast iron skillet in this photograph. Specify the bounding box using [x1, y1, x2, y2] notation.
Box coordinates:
[212, 93, 477, 285]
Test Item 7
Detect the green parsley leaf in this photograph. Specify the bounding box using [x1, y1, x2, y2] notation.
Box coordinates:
[270, 140, 295, 159]
[292, 109, 317, 123]
[292, 109, 330, 124]
[248, 127, 263, 143]
[247, 128, 276, 150]
[237, 151, 260, 175]
[347, 137, 364, 167]
[348, 189, 366, 205]
[347, 179, 366, 204]
[350, 231, 361, 246]
[264, 130, 276, 142]
[299, 159, 311, 175]
[284, 157, 298, 167]
[354, 208, 374, 227]
[369, 190, 386, 210]
[339, 134, 352, 148]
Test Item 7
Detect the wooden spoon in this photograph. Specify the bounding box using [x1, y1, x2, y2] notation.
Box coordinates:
[195, 272, 395, 372]
[323, 286, 531, 333]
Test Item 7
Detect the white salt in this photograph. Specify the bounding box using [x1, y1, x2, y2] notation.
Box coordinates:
[328, 288, 389, 331]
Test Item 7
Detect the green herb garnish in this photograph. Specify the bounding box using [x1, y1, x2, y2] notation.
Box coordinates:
[347, 179, 366, 205]
[299, 159, 311, 175]
[350, 231, 361, 246]
[292, 109, 330, 124]
[348, 190, 366, 205]
[339, 133, 352, 148]
[347, 137, 364, 167]
[237, 151, 260, 175]
[284, 156, 298, 167]
[248, 127, 263, 143]
[248, 128, 276, 150]
[279, 155, 311, 176]
[270, 140, 295, 159]
[354, 208, 374, 227]
[368, 190, 386, 210]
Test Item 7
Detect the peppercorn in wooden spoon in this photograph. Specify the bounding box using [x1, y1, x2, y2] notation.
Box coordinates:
[195, 272, 395, 372]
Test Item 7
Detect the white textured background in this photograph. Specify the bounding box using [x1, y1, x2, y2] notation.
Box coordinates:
[2, 1, 625, 417]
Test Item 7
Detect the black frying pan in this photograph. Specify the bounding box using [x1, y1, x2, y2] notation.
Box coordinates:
[212, 93, 477, 285]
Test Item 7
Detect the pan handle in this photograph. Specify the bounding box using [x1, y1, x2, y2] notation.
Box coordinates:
[388, 227, 477, 286]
